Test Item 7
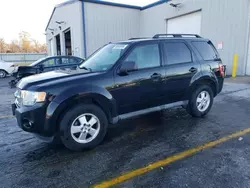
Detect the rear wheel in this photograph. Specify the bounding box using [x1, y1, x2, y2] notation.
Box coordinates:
[0, 70, 7, 78]
[187, 85, 214, 117]
[60, 104, 108, 151]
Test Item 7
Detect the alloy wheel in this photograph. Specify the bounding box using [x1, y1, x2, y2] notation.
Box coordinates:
[196, 91, 211, 112]
[0, 70, 6, 78]
[70, 113, 100, 144]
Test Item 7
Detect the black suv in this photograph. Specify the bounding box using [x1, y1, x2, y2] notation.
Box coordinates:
[12, 34, 225, 151]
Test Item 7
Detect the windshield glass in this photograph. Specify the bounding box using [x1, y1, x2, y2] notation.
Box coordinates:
[79, 43, 128, 72]
[29, 57, 48, 66]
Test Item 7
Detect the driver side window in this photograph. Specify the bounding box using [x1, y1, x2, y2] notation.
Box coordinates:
[124, 44, 160, 70]
[42, 59, 55, 67]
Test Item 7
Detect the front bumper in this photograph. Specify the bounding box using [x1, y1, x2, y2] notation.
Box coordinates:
[12, 102, 56, 137]
[11, 72, 18, 78]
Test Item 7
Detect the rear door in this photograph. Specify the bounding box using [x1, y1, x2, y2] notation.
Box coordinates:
[163, 40, 201, 102]
[191, 40, 225, 92]
[55, 57, 69, 70]
[40, 58, 56, 72]
[55, 57, 82, 70]
[191, 40, 224, 75]
[68, 57, 83, 69]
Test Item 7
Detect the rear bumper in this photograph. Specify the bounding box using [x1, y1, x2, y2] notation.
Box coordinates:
[217, 77, 224, 94]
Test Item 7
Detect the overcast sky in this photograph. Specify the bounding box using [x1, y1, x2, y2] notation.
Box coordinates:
[0, 0, 156, 43]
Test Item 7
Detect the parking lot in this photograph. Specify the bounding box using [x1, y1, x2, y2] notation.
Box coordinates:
[0, 77, 250, 188]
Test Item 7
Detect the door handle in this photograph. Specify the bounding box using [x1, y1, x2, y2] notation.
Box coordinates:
[151, 73, 161, 78]
[150, 73, 161, 81]
[189, 67, 197, 73]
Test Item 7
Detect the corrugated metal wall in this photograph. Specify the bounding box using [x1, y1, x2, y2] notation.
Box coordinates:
[46, 1, 84, 58]
[140, 0, 250, 75]
[84, 2, 140, 56]
[46, 0, 250, 75]
[246, 1, 250, 75]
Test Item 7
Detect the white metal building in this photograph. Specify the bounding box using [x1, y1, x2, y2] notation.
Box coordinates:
[46, 0, 250, 75]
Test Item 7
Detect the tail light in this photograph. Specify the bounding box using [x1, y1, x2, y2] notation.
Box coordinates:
[219, 64, 225, 77]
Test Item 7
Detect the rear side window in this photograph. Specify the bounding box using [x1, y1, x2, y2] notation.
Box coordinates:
[164, 42, 192, 65]
[192, 41, 218, 61]
[69, 57, 82, 64]
[56, 58, 68, 65]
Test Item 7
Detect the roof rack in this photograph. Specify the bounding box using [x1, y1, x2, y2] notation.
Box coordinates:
[153, 34, 202, 38]
[128, 37, 149, 40]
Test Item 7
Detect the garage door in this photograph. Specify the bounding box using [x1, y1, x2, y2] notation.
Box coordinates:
[167, 11, 202, 35]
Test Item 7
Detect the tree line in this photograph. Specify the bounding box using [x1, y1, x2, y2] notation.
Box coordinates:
[0, 31, 47, 53]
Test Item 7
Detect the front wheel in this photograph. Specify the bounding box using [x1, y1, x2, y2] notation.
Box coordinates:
[0, 70, 7, 78]
[60, 104, 108, 151]
[187, 85, 214, 117]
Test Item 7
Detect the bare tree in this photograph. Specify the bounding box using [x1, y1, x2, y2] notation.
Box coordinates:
[7, 40, 21, 53]
[0, 38, 7, 53]
[1, 32, 47, 53]
[31, 39, 47, 53]
[39, 43, 47, 53]
[19, 31, 31, 53]
[31, 39, 41, 53]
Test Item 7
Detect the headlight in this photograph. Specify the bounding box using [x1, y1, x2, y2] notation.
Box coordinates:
[21, 90, 47, 106]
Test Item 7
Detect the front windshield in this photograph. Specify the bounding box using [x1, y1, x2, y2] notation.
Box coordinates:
[29, 57, 48, 66]
[79, 43, 128, 72]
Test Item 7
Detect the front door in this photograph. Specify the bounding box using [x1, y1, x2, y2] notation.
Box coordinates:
[163, 40, 200, 102]
[112, 43, 166, 115]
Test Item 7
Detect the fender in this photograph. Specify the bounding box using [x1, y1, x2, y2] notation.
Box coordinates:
[188, 70, 219, 97]
[45, 84, 117, 132]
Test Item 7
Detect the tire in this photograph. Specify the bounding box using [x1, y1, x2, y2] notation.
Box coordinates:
[187, 85, 214, 118]
[59, 104, 108, 151]
[0, 70, 7, 78]
[49, 132, 63, 146]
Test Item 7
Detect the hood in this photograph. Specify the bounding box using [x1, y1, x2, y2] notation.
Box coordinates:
[17, 65, 35, 73]
[18, 65, 31, 69]
[17, 69, 98, 90]
[6, 62, 14, 66]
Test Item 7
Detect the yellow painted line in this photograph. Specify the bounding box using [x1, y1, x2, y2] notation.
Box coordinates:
[0, 115, 13, 119]
[94, 127, 250, 188]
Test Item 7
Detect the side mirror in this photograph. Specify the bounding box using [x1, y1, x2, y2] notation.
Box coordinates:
[119, 61, 137, 75]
